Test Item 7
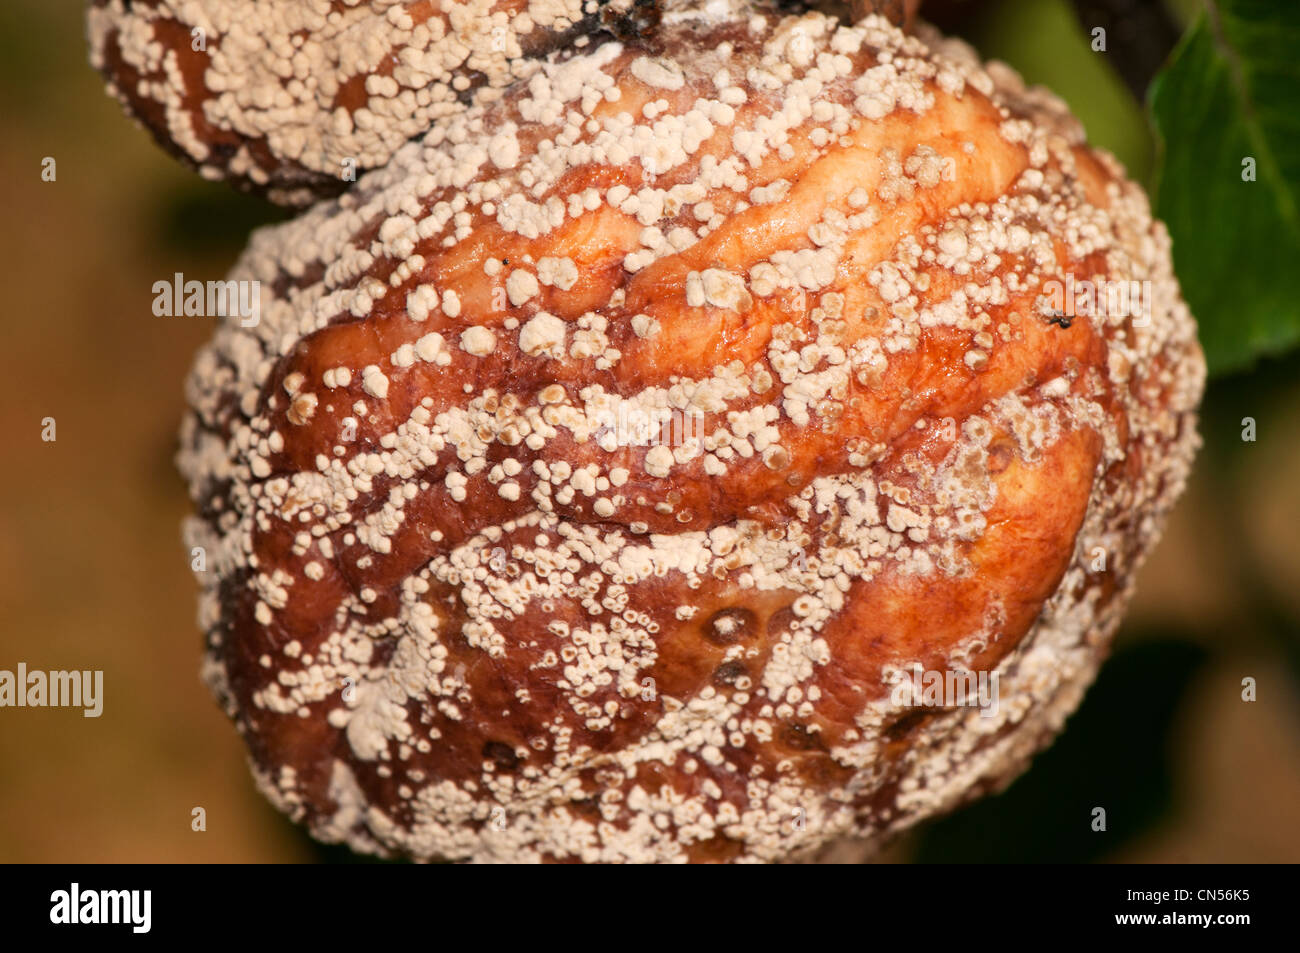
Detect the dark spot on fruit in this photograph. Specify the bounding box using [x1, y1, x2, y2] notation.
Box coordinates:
[884, 709, 936, 744]
[569, 793, 600, 816]
[483, 741, 520, 772]
[987, 440, 1015, 474]
[767, 605, 796, 638]
[703, 607, 756, 644]
[712, 660, 747, 688]
[780, 722, 823, 751]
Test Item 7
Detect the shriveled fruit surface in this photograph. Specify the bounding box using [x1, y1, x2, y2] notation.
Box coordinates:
[175, 2, 1204, 862]
[88, 0, 639, 204]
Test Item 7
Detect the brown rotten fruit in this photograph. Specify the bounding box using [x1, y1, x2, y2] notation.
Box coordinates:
[176, 0, 1204, 862]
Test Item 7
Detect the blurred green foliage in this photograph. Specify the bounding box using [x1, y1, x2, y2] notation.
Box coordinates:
[1151, 0, 1300, 376]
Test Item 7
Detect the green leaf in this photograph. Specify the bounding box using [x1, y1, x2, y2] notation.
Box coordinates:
[1150, 0, 1300, 377]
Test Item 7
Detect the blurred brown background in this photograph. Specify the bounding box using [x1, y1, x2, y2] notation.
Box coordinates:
[1, 0, 1297, 862]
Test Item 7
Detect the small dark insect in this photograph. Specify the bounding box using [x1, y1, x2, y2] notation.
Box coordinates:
[1044, 309, 1073, 329]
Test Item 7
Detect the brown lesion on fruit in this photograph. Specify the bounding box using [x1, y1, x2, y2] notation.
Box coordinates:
[766, 605, 797, 638]
[711, 659, 749, 690]
[482, 740, 521, 773]
[986, 438, 1016, 474]
[687, 832, 748, 863]
[779, 722, 826, 752]
[882, 706, 940, 744]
